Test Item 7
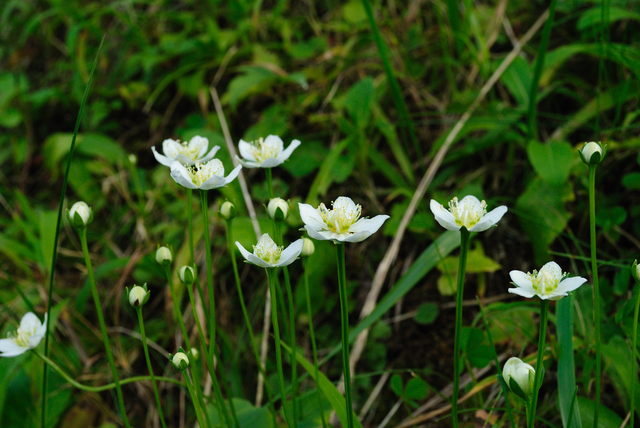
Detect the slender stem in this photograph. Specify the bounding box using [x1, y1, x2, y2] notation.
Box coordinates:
[183, 369, 209, 428]
[265, 168, 273, 199]
[631, 282, 640, 428]
[476, 297, 515, 427]
[282, 266, 298, 427]
[528, 300, 549, 428]
[303, 257, 328, 428]
[225, 219, 271, 403]
[79, 229, 130, 427]
[451, 228, 470, 428]
[336, 243, 354, 428]
[211, 346, 238, 428]
[33, 350, 185, 391]
[164, 266, 192, 349]
[187, 189, 207, 307]
[267, 268, 293, 427]
[200, 191, 217, 363]
[589, 165, 602, 427]
[136, 308, 168, 428]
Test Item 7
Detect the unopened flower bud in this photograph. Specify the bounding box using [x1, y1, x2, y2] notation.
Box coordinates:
[128, 284, 150, 307]
[301, 238, 315, 257]
[171, 350, 190, 370]
[128, 154, 138, 166]
[190, 348, 199, 360]
[268, 198, 289, 222]
[156, 246, 172, 266]
[219, 201, 236, 220]
[580, 141, 604, 166]
[69, 201, 93, 228]
[633, 260, 640, 282]
[502, 357, 535, 400]
[179, 266, 195, 284]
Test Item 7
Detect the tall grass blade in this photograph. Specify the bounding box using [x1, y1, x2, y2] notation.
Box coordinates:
[557, 295, 582, 428]
[40, 34, 105, 428]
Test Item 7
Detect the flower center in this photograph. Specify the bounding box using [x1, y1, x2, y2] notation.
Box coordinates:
[530, 269, 561, 295]
[250, 137, 280, 163]
[9, 326, 35, 348]
[448, 197, 487, 229]
[186, 160, 223, 186]
[318, 201, 362, 234]
[254, 236, 283, 264]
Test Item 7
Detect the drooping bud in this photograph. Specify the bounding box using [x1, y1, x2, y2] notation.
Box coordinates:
[156, 246, 173, 266]
[301, 238, 315, 257]
[219, 201, 236, 220]
[179, 266, 196, 284]
[128, 284, 150, 307]
[267, 198, 289, 222]
[68, 201, 93, 229]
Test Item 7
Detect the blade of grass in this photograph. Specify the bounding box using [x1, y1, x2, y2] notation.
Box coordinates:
[557, 294, 583, 428]
[41, 34, 105, 428]
[360, 0, 421, 161]
[527, 0, 557, 140]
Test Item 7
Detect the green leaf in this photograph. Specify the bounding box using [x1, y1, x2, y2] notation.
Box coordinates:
[390, 374, 403, 397]
[556, 295, 583, 428]
[222, 66, 277, 108]
[282, 342, 363, 428]
[526, 140, 573, 185]
[577, 397, 622, 428]
[577, 6, 640, 31]
[344, 77, 374, 130]
[500, 55, 532, 107]
[414, 303, 439, 325]
[622, 172, 640, 190]
[405, 377, 428, 400]
[207, 398, 273, 428]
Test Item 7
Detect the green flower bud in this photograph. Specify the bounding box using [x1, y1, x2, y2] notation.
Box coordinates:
[68, 201, 93, 229]
[127, 284, 150, 307]
[156, 246, 172, 266]
[267, 198, 289, 222]
[170, 349, 190, 370]
[219, 201, 236, 220]
[579, 141, 604, 166]
[179, 266, 195, 284]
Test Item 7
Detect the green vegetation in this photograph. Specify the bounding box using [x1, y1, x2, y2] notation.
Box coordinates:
[2, 0, 640, 426]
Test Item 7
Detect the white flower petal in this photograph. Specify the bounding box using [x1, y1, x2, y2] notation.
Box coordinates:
[151, 147, 173, 166]
[333, 196, 357, 213]
[539, 262, 562, 282]
[469, 205, 508, 232]
[554, 277, 588, 294]
[304, 225, 333, 241]
[238, 140, 257, 162]
[276, 139, 301, 162]
[509, 270, 533, 289]
[430, 199, 460, 231]
[508, 287, 538, 298]
[223, 164, 242, 184]
[255, 157, 285, 168]
[235, 242, 271, 268]
[198, 145, 221, 163]
[0, 339, 27, 357]
[299, 203, 327, 231]
[162, 139, 182, 159]
[276, 239, 304, 266]
[348, 215, 389, 235]
[188, 136, 209, 159]
[170, 161, 197, 189]
[264, 135, 284, 153]
[199, 175, 228, 190]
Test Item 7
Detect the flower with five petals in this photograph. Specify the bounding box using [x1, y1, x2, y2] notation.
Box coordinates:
[508, 261, 587, 300]
[152, 136, 219, 166]
[0, 312, 47, 357]
[298, 196, 389, 243]
[236, 135, 300, 168]
[170, 159, 241, 190]
[236, 234, 303, 268]
[430, 195, 507, 232]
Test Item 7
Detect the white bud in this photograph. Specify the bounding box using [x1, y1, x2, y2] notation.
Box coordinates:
[171, 352, 190, 370]
[580, 141, 603, 165]
[128, 285, 149, 307]
[503, 357, 535, 398]
[268, 198, 289, 221]
[219, 201, 236, 220]
[301, 238, 315, 257]
[128, 154, 137, 165]
[69, 201, 92, 227]
[179, 266, 195, 284]
[156, 246, 172, 266]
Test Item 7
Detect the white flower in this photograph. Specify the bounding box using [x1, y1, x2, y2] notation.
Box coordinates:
[152, 136, 219, 166]
[236, 135, 300, 168]
[0, 312, 47, 357]
[430, 196, 507, 232]
[170, 159, 242, 190]
[580, 141, 603, 165]
[69, 201, 92, 227]
[267, 198, 289, 221]
[235, 234, 304, 268]
[503, 357, 535, 398]
[298, 196, 389, 243]
[508, 261, 587, 300]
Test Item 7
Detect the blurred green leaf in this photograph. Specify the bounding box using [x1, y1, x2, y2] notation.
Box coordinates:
[405, 377, 428, 400]
[414, 302, 439, 325]
[526, 140, 573, 185]
[344, 78, 374, 130]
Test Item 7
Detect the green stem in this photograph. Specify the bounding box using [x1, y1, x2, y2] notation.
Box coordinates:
[267, 268, 293, 427]
[336, 243, 354, 428]
[265, 168, 273, 199]
[282, 266, 298, 427]
[212, 346, 238, 428]
[164, 266, 192, 349]
[451, 228, 470, 428]
[79, 229, 130, 427]
[631, 282, 640, 428]
[187, 189, 207, 307]
[528, 300, 549, 428]
[136, 308, 168, 428]
[589, 165, 602, 427]
[200, 191, 217, 364]
[183, 369, 209, 428]
[303, 257, 328, 428]
[226, 219, 271, 403]
[33, 350, 185, 391]
[476, 297, 515, 428]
